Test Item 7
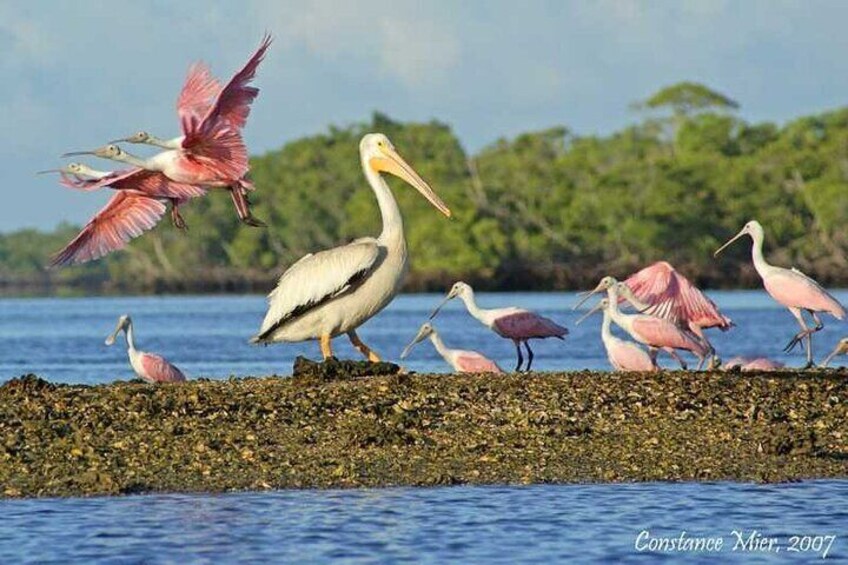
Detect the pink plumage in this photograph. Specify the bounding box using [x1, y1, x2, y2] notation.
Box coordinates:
[606, 340, 657, 372]
[139, 352, 187, 383]
[493, 311, 568, 340]
[455, 353, 504, 373]
[721, 357, 784, 372]
[177, 63, 221, 124]
[50, 192, 167, 267]
[62, 167, 206, 200]
[624, 261, 732, 330]
[630, 316, 709, 356]
[763, 271, 845, 319]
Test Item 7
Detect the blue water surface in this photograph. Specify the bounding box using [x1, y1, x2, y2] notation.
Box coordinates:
[0, 290, 846, 384]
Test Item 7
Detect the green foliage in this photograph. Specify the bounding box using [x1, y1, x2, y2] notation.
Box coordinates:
[2, 85, 848, 293]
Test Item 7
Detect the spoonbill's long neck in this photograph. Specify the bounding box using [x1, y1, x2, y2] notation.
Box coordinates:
[124, 322, 138, 354]
[428, 331, 452, 362]
[111, 151, 152, 170]
[605, 286, 628, 327]
[362, 155, 403, 243]
[459, 288, 489, 324]
[146, 135, 184, 150]
[749, 231, 770, 278]
[600, 308, 614, 341]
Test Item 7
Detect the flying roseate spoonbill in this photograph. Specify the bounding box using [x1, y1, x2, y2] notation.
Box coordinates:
[401, 322, 503, 373]
[720, 356, 785, 372]
[577, 298, 657, 372]
[575, 277, 709, 369]
[820, 338, 848, 367]
[715, 220, 846, 368]
[109, 34, 272, 150]
[62, 37, 272, 227]
[251, 134, 451, 361]
[429, 282, 567, 372]
[621, 261, 732, 364]
[105, 315, 186, 383]
[39, 163, 204, 231]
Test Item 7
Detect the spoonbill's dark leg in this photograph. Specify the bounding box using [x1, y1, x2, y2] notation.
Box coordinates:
[230, 184, 266, 227]
[513, 340, 524, 372]
[169, 199, 188, 231]
[524, 341, 535, 372]
[785, 308, 822, 367]
[664, 347, 688, 370]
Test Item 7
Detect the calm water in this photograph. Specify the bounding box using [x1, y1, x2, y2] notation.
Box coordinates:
[2, 292, 846, 563]
[0, 290, 846, 384]
[0, 482, 846, 563]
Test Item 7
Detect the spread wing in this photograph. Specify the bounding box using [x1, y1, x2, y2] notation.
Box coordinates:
[253, 239, 381, 343]
[60, 168, 206, 200]
[50, 192, 167, 267]
[177, 62, 221, 124]
[181, 34, 271, 148]
[624, 261, 732, 330]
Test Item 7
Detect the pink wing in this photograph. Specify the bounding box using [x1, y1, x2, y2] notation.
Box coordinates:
[62, 168, 206, 200]
[50, 192, 167, 267]
[625, 261, 732, 330]
[742, 358, 784, 371]
[177, 62, 222, 124]
[764, 270, 846, 319]
[182, 34, 272, 142]
[493, 311, 568, 340]
[631, 316, 707, 354]
[455, 352, 503, 373]
[140, 352, 187, 383]
[177, 126, 249, 181]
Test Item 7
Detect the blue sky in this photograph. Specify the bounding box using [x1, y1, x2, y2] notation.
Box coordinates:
[3, 0, 848, 231]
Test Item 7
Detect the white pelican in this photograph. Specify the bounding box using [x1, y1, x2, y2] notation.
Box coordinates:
[251, 133, 452, 360]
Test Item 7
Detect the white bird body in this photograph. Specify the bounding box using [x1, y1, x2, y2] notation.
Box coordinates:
[253, 133, 451, 360]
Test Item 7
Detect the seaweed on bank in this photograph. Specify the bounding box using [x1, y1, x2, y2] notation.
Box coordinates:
[0, 369, 846, 499]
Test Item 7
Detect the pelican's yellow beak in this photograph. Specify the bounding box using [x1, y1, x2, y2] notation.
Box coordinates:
[370, 146, 451, 217]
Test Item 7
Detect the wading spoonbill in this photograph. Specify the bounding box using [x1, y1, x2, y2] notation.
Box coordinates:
[400, 322, 503, 373]
[105, 315, 186, 383]
[429, 282, 568, 372]
[715, 220, 845, 367]
[251, 134, 451, 361]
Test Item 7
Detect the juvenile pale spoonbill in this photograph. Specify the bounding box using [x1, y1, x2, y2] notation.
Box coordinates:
[429, 281, 567, 372]
[106, 315, 186, 383]
[251, 134, 451, 361]
[720, 356, 785, 372]
[715, 220, 845, 367]
[577, 298, 657, 372]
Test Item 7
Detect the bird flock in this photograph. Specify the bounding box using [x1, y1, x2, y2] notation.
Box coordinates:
[38, 37, 846, 382]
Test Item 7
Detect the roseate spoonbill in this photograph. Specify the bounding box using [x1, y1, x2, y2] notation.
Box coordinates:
[714, 220, 846, 368]
[429, 282, 568, 372]
[251, 134, 451, 361]
[401, 322, 503, 373]
[577, 298, 657, 372]
[63, 36, 272, 227]
[109, 34, 271, 150]
[820, 338, 848, 367]
[105, 315, 186, 383]
[39, 163, 204, 231]
[720, 356, 785, 372]
[621, 261, 732, 365]
[576, 277, 709, 369]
